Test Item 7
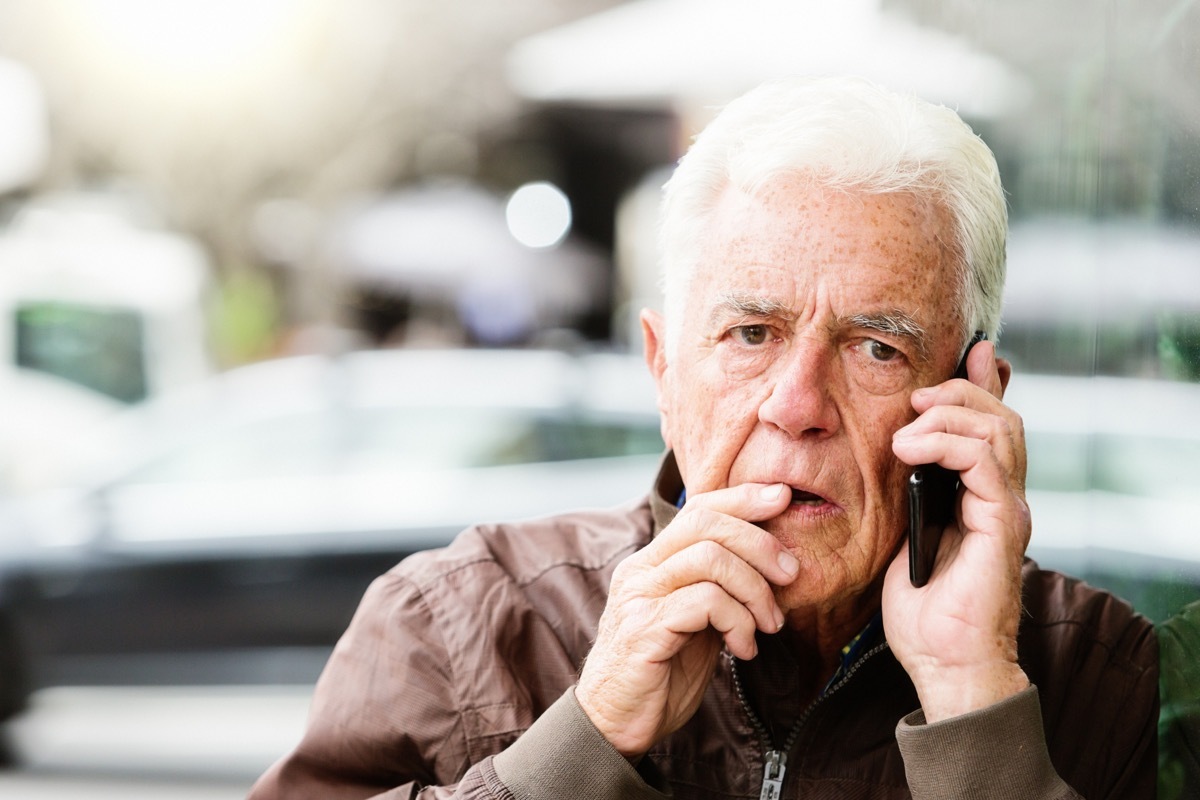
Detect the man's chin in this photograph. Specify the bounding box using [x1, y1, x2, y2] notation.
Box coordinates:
[772, 572, 888, 630]
[757, 511, 848, 551]
[768, 537, 893, 616]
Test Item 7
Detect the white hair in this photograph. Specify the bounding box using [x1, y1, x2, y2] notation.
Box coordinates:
[658, 75, 1007, 355]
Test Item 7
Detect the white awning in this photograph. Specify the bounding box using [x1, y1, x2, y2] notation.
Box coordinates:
[506, 0, 1029, 119]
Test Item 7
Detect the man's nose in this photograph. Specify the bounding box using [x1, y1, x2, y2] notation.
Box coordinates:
[757, 338, 842, 439]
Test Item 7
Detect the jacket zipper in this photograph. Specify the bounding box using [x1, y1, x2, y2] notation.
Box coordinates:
[732, 640, 891, 800]
[759, 749, 786, 800]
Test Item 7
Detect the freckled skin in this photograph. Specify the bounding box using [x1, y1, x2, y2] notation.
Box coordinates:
[653, 178, 964, 628]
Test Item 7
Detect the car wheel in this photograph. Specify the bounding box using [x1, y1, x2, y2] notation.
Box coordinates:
[0, 611, 31, 726]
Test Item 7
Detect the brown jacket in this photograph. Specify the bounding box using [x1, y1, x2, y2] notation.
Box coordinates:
[250, 458, 1158, 799]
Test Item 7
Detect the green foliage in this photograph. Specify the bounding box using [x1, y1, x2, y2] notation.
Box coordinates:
[210, 270, 280, 367]
[1158, 313, 1200, 382]
[1159, 600, 1200, 800]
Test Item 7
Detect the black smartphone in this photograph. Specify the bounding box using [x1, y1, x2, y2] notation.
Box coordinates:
[907, 331, 987, 588]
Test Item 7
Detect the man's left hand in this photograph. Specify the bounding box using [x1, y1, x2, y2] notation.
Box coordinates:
[884, 340, 1032, 722]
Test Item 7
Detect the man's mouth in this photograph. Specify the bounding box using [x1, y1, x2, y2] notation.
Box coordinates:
[789, 488, 828, 507]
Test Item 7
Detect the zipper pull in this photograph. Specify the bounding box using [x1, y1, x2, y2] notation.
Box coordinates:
[759, 749, 787, 800]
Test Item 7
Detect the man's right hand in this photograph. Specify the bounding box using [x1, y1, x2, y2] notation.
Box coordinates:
[574, 482, 800, 758]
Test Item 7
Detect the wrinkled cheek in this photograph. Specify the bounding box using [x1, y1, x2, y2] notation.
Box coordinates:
[858, 423, 912, 528]
[859, 482, 902, 563]
[676, 426, 743, 493]
[673, 394, 758, 493]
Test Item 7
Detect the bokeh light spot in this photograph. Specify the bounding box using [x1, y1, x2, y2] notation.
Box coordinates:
[505, 182, 572, 249]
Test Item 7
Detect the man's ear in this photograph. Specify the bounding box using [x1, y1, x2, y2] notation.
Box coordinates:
[640, 309, 668, 384]
[640, 309, 672, 447]
[997, 356, 1013, 398]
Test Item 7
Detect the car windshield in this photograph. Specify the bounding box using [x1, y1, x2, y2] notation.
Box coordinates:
[120, 405, 665, 485]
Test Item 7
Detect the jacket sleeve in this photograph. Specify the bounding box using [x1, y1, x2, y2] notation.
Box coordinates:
[246, 571, 474, 800]
[247, 571, 668, 800]
[896, 686, 1083, 800]
[491, 689, 670, 800]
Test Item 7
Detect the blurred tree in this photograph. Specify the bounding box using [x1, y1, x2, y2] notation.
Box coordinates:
[1159, 312, 1200, 380]
[210, 268, 281, 364]
[1159, 598, 1200, 799]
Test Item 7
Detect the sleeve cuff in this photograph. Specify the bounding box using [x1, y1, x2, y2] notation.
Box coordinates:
[896, 685, 1075, 800]
[491, 687, 670, 800]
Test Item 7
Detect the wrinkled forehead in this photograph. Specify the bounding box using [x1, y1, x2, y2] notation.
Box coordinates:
[714, 175, 955, 250]
[702, 181, 958, 292]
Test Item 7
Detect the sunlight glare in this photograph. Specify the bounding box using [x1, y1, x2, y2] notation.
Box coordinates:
[73, 0, 303, 77]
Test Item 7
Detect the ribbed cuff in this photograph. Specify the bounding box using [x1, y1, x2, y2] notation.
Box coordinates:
[896, 685, 1077, 800]
[492, 687, 670, 800]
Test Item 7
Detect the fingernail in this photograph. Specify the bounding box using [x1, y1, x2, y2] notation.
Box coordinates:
[777, 550, 800, 577]
[774, 607, 786, 631]
[760, 483, 786, 502]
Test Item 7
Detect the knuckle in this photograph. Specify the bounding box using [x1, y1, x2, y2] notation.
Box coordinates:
[989, 413, 1011, 440]
[1013, 496, 1032, 534]
[609, 555, 641, 586]
[693, 580, 727, 606]
[1009, 412, 1026, 443]
[689, 539, 725, 567]
[685, 506, 722, 531]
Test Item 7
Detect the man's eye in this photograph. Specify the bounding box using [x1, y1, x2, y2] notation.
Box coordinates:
[732, 325, 770, 345]
[865, 339, 901, 362]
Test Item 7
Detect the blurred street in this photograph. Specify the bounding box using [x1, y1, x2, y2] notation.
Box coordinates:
[0, 684, 313, 798]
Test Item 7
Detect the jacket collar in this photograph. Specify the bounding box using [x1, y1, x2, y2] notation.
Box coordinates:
[650, 450, 684, 537]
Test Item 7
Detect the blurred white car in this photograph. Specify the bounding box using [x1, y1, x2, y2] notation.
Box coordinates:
[0, 348, 665, 719]
[19, 347, 664, 550]
[0, 368, 121, 495]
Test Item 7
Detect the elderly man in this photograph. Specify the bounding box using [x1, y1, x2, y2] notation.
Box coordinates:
[250, 77, 1157, 799]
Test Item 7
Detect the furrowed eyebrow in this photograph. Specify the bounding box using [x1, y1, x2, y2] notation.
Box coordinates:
[711, 292, 797, 322]
[843, 311, 930, 360]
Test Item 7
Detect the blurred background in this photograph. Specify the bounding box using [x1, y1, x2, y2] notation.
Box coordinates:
[0, 0, 1196, 796]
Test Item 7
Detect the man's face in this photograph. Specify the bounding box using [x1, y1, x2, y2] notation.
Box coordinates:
[648, 177, 965, 614]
